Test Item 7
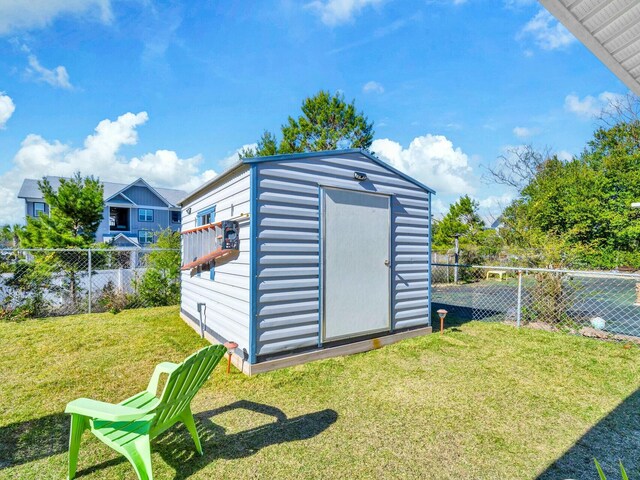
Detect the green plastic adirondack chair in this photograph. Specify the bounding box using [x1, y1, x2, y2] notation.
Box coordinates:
[65, 344, 226, 480]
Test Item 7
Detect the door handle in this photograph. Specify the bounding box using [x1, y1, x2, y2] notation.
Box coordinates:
[384, 260, 390, 266]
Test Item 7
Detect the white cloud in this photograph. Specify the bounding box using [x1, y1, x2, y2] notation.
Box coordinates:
[504, 0, 536, 8]
[0, 93, 15, 129]
[519, 9, 576, 50]
[478, 193, 513, 210]
[371, 134, 474, 195]
[477, 192, 514, 225]
[557, 150, 573, 161]
[0, 112, 218, 224]
[306, 0, 384, 26]
[362, 80, 384, 94]
[564, 91, 624, 119]
[219, 143, 258, 170]
[0, 0, 112, 35]
[513, 126, 539, 138]
[431, 198, 448, 217]
[26, 54, 73, 89]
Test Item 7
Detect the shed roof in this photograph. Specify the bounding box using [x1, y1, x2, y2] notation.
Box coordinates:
[179, 148, 435, 205]
[541, 0, 640, 95]
[17, 176, 186, 207]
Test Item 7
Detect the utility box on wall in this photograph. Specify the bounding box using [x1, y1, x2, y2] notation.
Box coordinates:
[178, 149, 435, 375]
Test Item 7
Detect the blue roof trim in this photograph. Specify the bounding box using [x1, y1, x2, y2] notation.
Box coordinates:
[248, 164, 259, 364]
[241, 148, 436, 195]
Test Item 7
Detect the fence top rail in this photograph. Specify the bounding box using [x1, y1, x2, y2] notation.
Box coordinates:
[0, 248, 180, 253]
[431, 263, 640, 279]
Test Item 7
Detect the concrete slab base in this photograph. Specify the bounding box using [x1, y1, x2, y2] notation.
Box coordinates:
[180, 312, 432, 376]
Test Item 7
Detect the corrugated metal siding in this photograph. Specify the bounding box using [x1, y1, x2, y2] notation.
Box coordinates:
[255, 152, 430, 358]
[180, 166, 251, 354]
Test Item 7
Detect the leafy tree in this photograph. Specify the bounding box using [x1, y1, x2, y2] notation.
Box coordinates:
[433, 195, 486, 250]
[242, 90, 374, 157]
[137, 229, 181, 307]
[493, 109, 640, 268]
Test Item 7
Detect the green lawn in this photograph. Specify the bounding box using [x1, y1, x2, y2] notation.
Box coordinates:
[1, 307, 640, 479]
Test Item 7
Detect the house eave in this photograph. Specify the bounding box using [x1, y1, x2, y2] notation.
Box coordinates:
[180, 149, 435, 205]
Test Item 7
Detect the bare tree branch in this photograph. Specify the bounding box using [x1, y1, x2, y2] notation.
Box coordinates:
[483, 145, 553, 190]
[598, 92, 640, 146]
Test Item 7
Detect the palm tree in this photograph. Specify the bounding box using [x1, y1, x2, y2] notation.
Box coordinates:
[1, 224, 23, 248]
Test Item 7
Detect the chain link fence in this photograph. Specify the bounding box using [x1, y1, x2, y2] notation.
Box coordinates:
[432, 263, 640, 338]
[5, 247, 640, 340]
[0, 248, 181, 320]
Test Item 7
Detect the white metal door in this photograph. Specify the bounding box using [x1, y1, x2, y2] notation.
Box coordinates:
[322, 187, 391, 342]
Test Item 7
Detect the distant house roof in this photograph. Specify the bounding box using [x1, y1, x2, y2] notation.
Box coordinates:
[109, 233, 140, 247]
[17, 177, 186, 207]
[541, 0, 640, 96]
[490, 217, 504, 229]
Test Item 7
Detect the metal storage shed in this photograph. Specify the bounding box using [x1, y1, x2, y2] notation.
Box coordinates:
[179, 149, 434, 375]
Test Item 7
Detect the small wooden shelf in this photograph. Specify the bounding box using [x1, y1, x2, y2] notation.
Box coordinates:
[181, 248, 239, 271]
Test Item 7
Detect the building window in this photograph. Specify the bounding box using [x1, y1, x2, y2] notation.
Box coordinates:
[197, 206, 215, 226]
[138, 208, 154, 222]
[138, 230, 154, 244]
[171, 210, 181, 223]
[34, 202, 46, 217]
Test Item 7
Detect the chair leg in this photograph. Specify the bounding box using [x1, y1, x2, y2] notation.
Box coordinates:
[122, 436, 154, 480]
[181, 407, 202, 455]
[67, 414, 87, 480]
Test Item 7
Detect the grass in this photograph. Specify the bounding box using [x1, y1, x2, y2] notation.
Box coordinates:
[2, 307, 640, 479]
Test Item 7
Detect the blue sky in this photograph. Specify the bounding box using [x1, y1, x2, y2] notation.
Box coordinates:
[0, 0, 630, 224]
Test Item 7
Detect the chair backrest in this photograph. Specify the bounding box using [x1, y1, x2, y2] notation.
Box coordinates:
[151, 344, 226, 433]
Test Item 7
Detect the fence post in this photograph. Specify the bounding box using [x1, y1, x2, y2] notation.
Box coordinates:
[87, 249, 92, 314]
[516, 270, 522, 328]
[118, 266, 123, 291]
[453, 235, 460, 283]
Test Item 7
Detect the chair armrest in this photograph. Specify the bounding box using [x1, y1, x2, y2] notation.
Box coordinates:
[65, 398, 150, 422]
[147, 362, 180, 394]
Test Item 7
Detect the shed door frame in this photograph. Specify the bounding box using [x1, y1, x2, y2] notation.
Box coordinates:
[319, 186, 392, 344]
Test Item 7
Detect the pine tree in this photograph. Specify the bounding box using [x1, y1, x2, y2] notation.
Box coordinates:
[17, 173, 105, 310]
[241, 90, 374, 157]
[19, 173, 104, 248]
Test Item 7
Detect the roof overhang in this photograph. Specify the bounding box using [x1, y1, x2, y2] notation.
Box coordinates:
[540, 0, 640, 95]
[179, 149, 435, 205]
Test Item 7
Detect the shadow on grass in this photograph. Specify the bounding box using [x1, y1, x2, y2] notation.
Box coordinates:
[0, 401, 337, 478]
[537, 389, 640, 480]
[0, 412, 68, 470]
[155, 400, 338, 480]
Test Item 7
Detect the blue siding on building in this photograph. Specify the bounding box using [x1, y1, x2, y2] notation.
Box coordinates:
[253, 152, 431, 358]
[19, 177, 184, 245]
[121, 185, 168, 207]
[25, 201, 49, 218]
[99, 206, 179, 243]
